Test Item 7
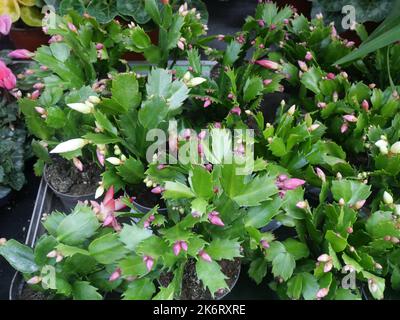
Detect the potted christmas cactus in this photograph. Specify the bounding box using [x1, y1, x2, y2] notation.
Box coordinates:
[0, 47, 37, 207]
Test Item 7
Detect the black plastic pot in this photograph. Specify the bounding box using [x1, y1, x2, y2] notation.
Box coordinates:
[43, 166, 96, 212]
[132, 199, 168, 214]
[0, 187, 12, 209]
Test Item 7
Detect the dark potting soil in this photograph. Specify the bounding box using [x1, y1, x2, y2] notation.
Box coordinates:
[45, 157, 101, 196]
[159, 259, 241, 300]
[18, 286, 48, 300]
[130, 183, 166, 209]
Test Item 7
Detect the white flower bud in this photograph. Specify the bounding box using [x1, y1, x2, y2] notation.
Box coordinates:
[287, 105, 296, 116]
[50, 139, 88, 154]
[187, 77, 207, 87]
[67, 102, 94, 114]
[88, 96, 101, 104]
[27, 276, 42, 285]
[390, 142, 400, 154]
[383, 191, 394, 205]
[106, 157, 122, 165]
[0, 238, 6, 245]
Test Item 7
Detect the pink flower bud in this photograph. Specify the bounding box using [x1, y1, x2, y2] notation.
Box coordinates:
[315, 167, 326, 182]
[27, 276, 42, 285]
[298, 60, 308, 72]
[173, 241, 182, 256]
[205, 164, 213, 172]
[281, 178, 306, 190]
[96, 148, 105, 166]
[343, 114, 358, 122]
[182, 128, 191, 140]
[143, 256, 154, 272]
[208, 211, 225, 227]
[230, 106, 241, 116]
[180, 241, 188, 252]
[260, 239, 270, 249]
[68, 22, 77, 33]
[257, 20, 265, 27]
[48, 35, 63, 43]
[216, 34, 225, 41]
[73, 157, 83, 171]
[8, 49, 34, 60]
[0, 15, 12, 36]
[31, 90, 41, 100]
[227, 93, 234, 100]
[157, 164, 166, 170]
[35, 107, 46, 115]
[355, 199, 366, 210]
[96, 43, 104, 50]
[199, 250, 212, 262]
[198, 142, 204, 156]
[296, 201, 308, 209]
[326, 73, 336, 80]
[214, 122, 222, 129]
[151, 186, 164, 194]
[33, 83, 44, 90]
[347, 227, 353, 234]
[109, 268, 122, 282]
[317, 102, 327, 109]
[263, 79, 273, 86]
[316, 288, 329, 299]
[40, 65, 49, 71]
[341, 122, 349, 133]
[255, 60, 280, 70]
[305, 51, 313, 61]
[361, 100, 369, 112]
[203, 98, 211, 108]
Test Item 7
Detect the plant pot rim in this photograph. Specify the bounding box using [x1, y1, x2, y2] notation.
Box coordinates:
[132, 198, 167, 213]
[43, 164, 96, 199]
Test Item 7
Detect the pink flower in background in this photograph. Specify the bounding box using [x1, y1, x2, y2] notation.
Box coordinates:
[143, 256, 154, 272]
[230, 106, 241, 116]
[199, 250, 212, 262]
[68, 22, 78, 33]
[109, 268, 122, 282]
[0, 60, 16, 90]
[255, 59, 280, 70]
[8, 49, 34, 60]
[276, 175, 306, 198]
[0, 15, 12, 36]
[208, 211, 225, 227]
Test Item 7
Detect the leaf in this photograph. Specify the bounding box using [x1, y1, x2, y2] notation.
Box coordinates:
[325, 230, 348, 252]
[0, 239, 39, 274]
[223, 41, 242, 66]
[189, 165, 213, 200]
[245, 197, 282, 228]
[45, 107, 66, 129]
[42, 211, 66, 237]
[119, 223, 153, 251]
[111, 73, 141, 111]
[287, 274, 303, 300]
[268, 137, 287, 157]
[272, 252, 295, 281]
[248, 257, 268, 285]
[56, 205, 100, 246]
[34, 235, 58, 266]
[130, 27, 151, 50]
[82, 133, 121, 145]
[119, 255, 148, 277]
[362, 271, 385, 300]
[19, 98, 53, 140]
[243, 77, 263, 102]
[300, 67, 322, 94]
[72, 281, 102, 300]
[283, 239, 309, 260]
[136, 236, 168, 259]
[331, 180, 371, 206]
[86, 0, 118, 24]
[144, 0, 161, 24]
[49, 42, 70, 62]
[153, 283, 175, 300]
[55, 244, 89, 258]
[123, 278, 155, 300]
[93, 111, 117, 135]
[206, 238, 242, 261]
[163, 181, 195, 199]
[116, 157, 144, 184]
[196, 259, 228, 298]
[232, 175, 278, 207]
[146, 68, 172, 97]
[301, 273, 319, 300]
[138, 96, 168, 129]
[88, 233, 128, 265]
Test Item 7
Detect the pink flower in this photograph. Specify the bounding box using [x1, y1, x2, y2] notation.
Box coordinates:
[182, 128, 191, 140]
[257, 19, 265, 27]
[109, 268, 122, 282]
[305, 51, 313, 61]
[33, 82, 44, 90]
[0, 15, 12, 36]
[208, 211, 225, 227]
[230, 106, 241, 116]
[8, 49, 34, 60]
[263, 79, 273, 86]
[0, 60, 16, 90]
[198, 130, 207, 140]
[343, 114, 358, 122]
[198, 142, 204, 156]
[214, 122, 222, 129]
[96, 43, 104, 50]
[316, 288, 329, 299]
[255, 59, 280, 70]
[317, 102, 327, 109]
[315, 167, 326, 182]
[199, 250, 212, 262]
[90, 186, 128, 231]
[143, 256, 154, 272]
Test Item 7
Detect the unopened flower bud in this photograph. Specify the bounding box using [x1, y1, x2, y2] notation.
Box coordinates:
[383, 191, 394, 205]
